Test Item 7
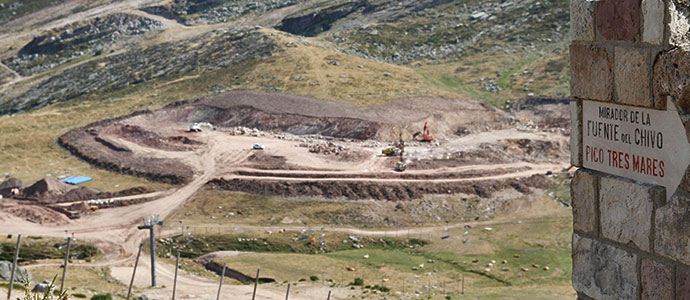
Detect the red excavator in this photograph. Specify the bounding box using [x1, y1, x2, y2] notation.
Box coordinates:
[413, 121, 435, 142]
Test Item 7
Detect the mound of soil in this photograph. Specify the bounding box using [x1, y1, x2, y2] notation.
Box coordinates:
[54, 186, 153, 203]
[57, 187, 101, 202]
[13, 176, 154, 204]
[234, 166, 527, 180]
[208, 174, 550, 201]
[0, 202, 70, 225]
[22, 178, 75, 202]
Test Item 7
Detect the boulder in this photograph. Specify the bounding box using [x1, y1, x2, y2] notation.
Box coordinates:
[32, 280, 53, 293]
[0, 260, 32, 283]
[135, 295, 148, 300]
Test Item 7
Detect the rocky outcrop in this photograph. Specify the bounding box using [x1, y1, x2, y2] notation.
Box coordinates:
[277, 1, 369, 37]
[3, 13, 165, 76]
[142, 0, 306, 25]
[0, 260, 31, 283]
[0, 28, 276, 115]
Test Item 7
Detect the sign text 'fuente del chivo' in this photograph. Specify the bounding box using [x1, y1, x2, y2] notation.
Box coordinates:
[582, 100, 690, 200]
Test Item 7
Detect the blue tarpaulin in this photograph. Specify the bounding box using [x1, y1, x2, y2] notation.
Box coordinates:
[61, 176, 92, 185]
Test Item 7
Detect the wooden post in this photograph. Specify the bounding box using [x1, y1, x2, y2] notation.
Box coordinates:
[7, 234, 21, 300]
[216, 263, 226, 300]
[172, 252, 180, 300]
[60, 236, 72, 293]
[126, 243, 144, 300]
[251, 268, 260, 300]
[461, 273, 465, 294]
[326, 291, 331, 300]
[284, 283, 290, 300]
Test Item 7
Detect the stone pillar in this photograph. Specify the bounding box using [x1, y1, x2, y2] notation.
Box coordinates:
[570, 0, 690, 299]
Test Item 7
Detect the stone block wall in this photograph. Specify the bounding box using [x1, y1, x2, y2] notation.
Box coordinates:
[570, 0, 690, 299]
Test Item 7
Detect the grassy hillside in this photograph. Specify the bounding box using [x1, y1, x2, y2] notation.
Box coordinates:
[0, 0, 570, 190]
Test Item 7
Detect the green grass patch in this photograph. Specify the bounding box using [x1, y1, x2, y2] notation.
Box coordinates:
[0, 282, 26, 291]
[155, 233, 426, 258]
[0, 237, 97, 263]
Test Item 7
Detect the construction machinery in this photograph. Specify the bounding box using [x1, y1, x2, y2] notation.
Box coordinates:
[413, 121, 435, 142]
[382, 144, 402, 156]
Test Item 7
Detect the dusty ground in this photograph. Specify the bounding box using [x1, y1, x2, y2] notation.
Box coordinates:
[57, 91, 568, 191]
[0, 92, 570, 299]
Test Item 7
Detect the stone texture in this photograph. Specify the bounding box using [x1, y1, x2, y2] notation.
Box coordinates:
[681, 165, 690, 194]
[599, 176, 654, 251]
[571, 169, 597, 234]
[570, 100, 582, 166]
[597, 0, 641, 41]
[678, 268, 690, 300]
[640, 258, 673, 300]
[643, 0, 665, 45]
[653, 46, 690, 114]
[669, 0, 690, 46]
[655, 193, 690, 265]
[0, 260, 31, 283]
[615, 47, 652, 107]
[571, 0, 595, 41]
[32, 280, 53, 293]
[570, 44, 614, 101]
[572, 234, 639, 300]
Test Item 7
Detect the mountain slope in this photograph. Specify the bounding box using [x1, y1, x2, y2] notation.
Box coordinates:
[0, 0, 570, 186]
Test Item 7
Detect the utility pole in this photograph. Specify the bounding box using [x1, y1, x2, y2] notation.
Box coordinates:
[7, 234, 21, 300]
[59, 234, 73, 293]
[126, 244, 143, 300]
[138, 215, 163, 287]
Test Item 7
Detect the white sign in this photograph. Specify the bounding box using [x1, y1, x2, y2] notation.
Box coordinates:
[582, 100, 690, 200]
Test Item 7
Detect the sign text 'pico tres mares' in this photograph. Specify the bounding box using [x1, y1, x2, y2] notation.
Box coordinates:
[582, 100, 690, 200]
